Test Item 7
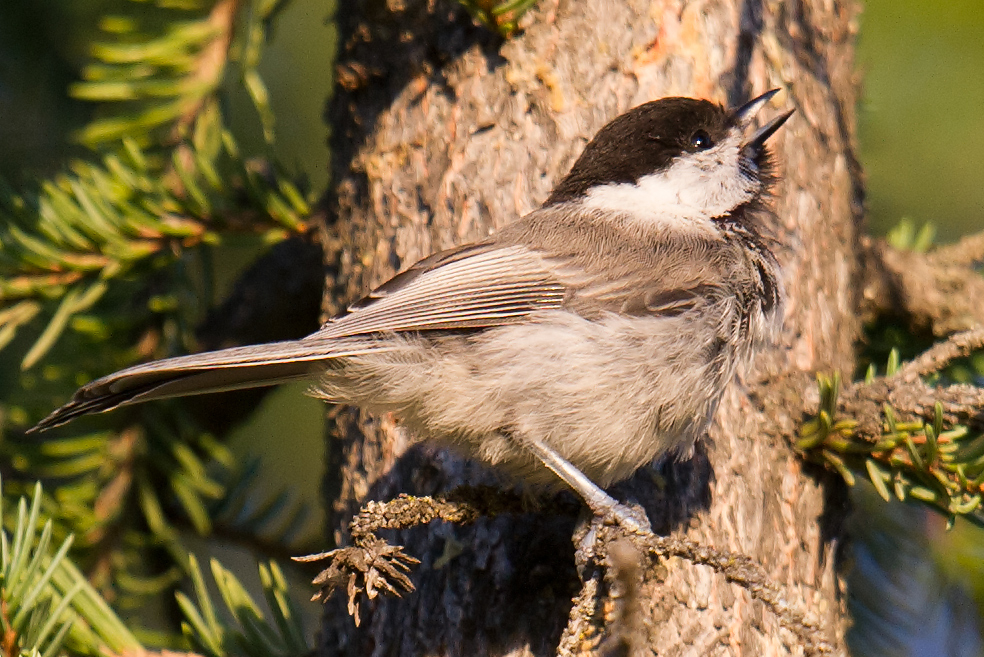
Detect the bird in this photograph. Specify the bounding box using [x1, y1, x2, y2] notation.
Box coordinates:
[31, 90, 793, 528]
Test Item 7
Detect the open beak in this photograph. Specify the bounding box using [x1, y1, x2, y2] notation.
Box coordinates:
[734, 89, 794, 157]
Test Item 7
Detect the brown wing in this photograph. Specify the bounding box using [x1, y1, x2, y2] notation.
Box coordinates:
[313, 203, 735, 340]
[313, 242, 569, 338]
[485, 205, 734, 322]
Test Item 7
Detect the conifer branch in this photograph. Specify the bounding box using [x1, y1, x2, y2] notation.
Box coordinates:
[799, 331, 984, 526]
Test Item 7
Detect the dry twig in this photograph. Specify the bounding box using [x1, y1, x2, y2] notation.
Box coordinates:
[897, 326, 984, 383]
[297, 489, 835, 655]
[861, 231, 984, 336]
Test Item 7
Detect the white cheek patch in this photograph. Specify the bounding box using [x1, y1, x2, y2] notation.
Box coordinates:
[580, 134, 757, 233]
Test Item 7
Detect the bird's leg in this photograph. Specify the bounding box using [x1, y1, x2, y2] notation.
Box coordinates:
[523, 437, 651, 534]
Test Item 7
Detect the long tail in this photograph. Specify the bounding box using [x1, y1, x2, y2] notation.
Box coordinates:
[29, 338, 389, 433]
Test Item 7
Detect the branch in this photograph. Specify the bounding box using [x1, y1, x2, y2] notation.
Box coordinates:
[860, 230, 984, 337]
[897, 325, 984, 383]
[931, 231, 984, 268]
[797, 330, 984, 525]
[559, 538, 648, 657]
[556, 568, 602, 656]
[295, 489, 835, 655]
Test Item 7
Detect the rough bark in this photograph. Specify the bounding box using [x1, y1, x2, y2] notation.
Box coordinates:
[316, 0, 864, 654]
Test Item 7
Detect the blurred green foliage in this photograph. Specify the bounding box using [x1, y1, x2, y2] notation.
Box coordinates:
[0, 478, 308, 656]
[0, 0, 332, 642]
[0, 2, 93, 177]
[858, 0, 984, 240]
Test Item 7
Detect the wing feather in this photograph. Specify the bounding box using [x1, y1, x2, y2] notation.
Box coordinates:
[315, 244, 567, 338]
[29, 339, 392, 432]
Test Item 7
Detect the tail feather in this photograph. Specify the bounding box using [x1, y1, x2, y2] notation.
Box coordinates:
[29, 338, 388, 433]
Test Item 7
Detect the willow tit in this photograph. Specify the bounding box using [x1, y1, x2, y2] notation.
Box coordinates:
[32, 90, 792, 525]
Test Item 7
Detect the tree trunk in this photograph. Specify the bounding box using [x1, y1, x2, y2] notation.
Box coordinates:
[317, 0, 863, 654]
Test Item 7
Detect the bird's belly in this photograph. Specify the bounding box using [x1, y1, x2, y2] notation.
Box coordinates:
[316, 310, 740, 488]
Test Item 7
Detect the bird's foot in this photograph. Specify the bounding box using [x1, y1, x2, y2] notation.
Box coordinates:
[574, 501, 651, 566]
[599, 500, 652, 534]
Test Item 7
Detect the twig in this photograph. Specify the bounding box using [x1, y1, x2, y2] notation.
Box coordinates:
[1, 599, 17, 657]
[860, 232, 984, 336]
[299, 489, 834, 656]
[930, 231, 984, 268]
[598, 539, 648, 657]
[841, 376, 984, 441]
[172, 0, 239, 138]
[556, 570, 602, 656]
[347, 488, 537, 541]
[897, 326, 984, 383]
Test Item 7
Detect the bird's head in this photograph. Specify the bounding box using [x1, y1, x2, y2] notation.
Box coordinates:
[546, 90, 794, 232]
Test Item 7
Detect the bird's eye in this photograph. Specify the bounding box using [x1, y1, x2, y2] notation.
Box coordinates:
[690, 130, 712, 150]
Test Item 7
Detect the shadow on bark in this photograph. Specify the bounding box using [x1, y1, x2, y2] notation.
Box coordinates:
[320, 441, 713, 657]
